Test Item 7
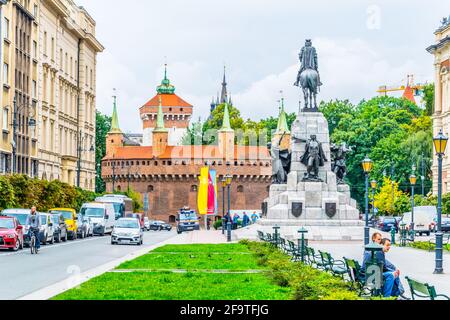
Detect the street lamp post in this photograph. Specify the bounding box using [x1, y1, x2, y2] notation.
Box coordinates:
[362, 156, 373, 245]
[11, 97, 36, 174]
[225, 174, 232, 242]
[76, 131, 95, 188]
[433, 129, 448, 274]
[221, 178, 227, 235]
[409, 174, 417, 240]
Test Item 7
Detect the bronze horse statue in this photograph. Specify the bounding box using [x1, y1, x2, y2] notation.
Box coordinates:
[294, 39, 322, 110]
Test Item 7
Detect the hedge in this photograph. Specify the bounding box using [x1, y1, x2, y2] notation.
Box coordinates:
[0, 174, 97, 212]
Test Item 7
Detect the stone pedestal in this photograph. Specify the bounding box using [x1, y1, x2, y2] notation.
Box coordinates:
[264, 111, 363, 239]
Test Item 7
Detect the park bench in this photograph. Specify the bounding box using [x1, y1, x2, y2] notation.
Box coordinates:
[319, 251, 348, 278]
[305, 246, 326, 269]
[285, 239, 298, 258]
[257, 230, 266, 242]
[343, 257, 375, 297]
[279, 237, 288, 252]
[405, 276, 450, 300]
[428, 234, 450, 252]
[265, 233, 278, 247]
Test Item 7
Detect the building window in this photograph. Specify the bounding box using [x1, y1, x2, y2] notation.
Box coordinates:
[43, 31, 47, 56]
[117, 185, 122, 191]
[3, 18, 9, 39]
[237, 185, 244, 193]
[191, 185, 198, 192]
[147, 185, 154, 192]
[2, 108, 8, 130]
[3, 63, 8, 85]
[33, 4, 38, 17]
[32, 80, 37, 98]
[169, 215, 176, 223]
[33, 41, 37, 59]
[51, 38, 55, 60]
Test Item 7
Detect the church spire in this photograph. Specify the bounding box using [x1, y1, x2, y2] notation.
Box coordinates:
[220, 66, 228, 104]
[110, 89, 121, 133]
[220, 103, 233, 131]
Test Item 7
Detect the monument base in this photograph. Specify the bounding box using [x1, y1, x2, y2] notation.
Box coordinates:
[232, 221, 366, 242]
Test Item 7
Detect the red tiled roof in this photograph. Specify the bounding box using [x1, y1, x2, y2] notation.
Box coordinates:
[402, 86, 416, 104]
[141, 94, 193, 108]
[104, 145, 270, 161]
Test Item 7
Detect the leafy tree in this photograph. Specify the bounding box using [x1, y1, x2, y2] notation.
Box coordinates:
[182, 118, 204, 145]
[0, 176, 16, 210]
[325, 96, 429, 207]
[96, 111, 111, 193]
[374, 177, 409, 216]
[422, 83, 434, 116]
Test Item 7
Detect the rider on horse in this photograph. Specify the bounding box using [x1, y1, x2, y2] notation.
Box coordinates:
[294, 39, 322, 88]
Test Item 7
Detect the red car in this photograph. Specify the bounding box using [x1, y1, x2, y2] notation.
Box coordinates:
[0, 216, 24, 251]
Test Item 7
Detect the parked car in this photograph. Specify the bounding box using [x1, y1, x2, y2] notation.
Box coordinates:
[0, 216, 24, 251]
[77, 214, 94, 238]
[149, 220, 166, 231]
[79, 202, 115, 236]
[31, 213, 55, 245]
[1, 209, 30, 228]
[144, 217, 151, 231]
[49, 208, 78, 240]
[432, 216, 450, 233]
[50, 213, 68, 243]
[402, 206, 436, 236]
[377, 216, 399, 233]
[111, 218, 144, 246]
[161, 223, 172, 231]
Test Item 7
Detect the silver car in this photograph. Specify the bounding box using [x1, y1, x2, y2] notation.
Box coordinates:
[111, 218, 143, 245]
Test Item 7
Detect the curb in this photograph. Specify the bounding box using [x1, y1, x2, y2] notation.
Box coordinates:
[17, 234, 182, 300]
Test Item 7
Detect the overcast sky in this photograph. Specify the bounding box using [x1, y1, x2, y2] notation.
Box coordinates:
[76, 0, 449, 134]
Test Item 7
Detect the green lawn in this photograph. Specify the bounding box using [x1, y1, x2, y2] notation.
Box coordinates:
[53, 272, 291, 300]
[52, 243, 287, 300]
[117, 252, 263, 271]
[151, 243, 250, 253]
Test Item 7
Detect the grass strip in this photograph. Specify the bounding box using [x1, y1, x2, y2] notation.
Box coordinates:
[52, 272, 291, 300]
[117, 252, 265, 271]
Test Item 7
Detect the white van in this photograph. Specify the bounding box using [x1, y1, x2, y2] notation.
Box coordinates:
[402, 206, 436, 236]
[79, 202, 115, 236]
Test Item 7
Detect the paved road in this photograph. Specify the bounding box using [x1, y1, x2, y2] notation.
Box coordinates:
[0, 230, 176, 300]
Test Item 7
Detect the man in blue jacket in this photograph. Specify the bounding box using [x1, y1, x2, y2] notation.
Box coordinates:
[361, 236, 405, 297]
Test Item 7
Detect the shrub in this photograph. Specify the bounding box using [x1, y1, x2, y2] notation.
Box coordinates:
[242, 241, 361, 300]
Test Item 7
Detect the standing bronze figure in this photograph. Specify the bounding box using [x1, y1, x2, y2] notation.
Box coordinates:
[294, 39, 322, 110]
[268, 133, 291, 184]
[297, 135, 327, 182]
[331, 142, 352, 185]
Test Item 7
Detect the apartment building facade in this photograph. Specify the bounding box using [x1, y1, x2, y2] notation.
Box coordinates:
[0, 0, 103, 191]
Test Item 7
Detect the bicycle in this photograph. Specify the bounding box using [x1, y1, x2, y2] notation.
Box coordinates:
[29, 228, 39, 255]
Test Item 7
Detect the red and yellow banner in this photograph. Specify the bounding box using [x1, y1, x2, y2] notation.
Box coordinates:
[198, 167, 218, 215]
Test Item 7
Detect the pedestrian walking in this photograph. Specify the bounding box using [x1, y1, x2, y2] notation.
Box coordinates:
[243, 212, 250, 227]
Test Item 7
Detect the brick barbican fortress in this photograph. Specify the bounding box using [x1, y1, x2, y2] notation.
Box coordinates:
[101, 67, 275, 223]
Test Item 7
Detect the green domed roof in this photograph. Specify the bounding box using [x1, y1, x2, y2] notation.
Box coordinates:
[157, 64, 176, 95]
